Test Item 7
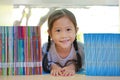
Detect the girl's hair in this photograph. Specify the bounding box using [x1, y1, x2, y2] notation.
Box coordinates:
[42, 9, 82, 72]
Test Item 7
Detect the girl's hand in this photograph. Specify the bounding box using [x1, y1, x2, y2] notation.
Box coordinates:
[50, 64, 63, 76]
[61, 64, 76, 76]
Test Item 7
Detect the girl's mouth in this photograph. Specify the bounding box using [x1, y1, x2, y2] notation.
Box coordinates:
[60, 39, 69, 44]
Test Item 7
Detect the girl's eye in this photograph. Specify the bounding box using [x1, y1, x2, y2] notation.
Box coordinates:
[56, 29, 61, 32]
[67, 28, 71, 31]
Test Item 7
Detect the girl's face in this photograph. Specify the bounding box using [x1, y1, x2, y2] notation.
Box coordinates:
[48, 16, 77, 49]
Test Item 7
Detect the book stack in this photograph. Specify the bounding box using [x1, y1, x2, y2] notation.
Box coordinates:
[0, 26, 42, 75]
[84, 33, 120, 76]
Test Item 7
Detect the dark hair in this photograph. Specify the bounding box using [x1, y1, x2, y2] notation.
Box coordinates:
[42, 9, 82, 72]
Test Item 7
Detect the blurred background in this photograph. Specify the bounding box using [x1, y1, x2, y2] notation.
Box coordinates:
[0, 0, 119, 44]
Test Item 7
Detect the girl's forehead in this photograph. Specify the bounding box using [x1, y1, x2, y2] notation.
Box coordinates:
[53, 16, 74, 26]
[56, 16, 70, 21]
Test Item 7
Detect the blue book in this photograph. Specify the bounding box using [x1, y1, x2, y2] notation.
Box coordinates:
[1, 27, 6, 75]
[84, 33, 120, 76]
[18, 27, 24, 75]
[0, 27, 2, 75]
[4, 27, 8, 75]
[8, 27, 14, 75]
[21, 26, 25, 75]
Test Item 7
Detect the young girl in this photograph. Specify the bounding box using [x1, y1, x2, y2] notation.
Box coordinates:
[42, 9, 84, 76]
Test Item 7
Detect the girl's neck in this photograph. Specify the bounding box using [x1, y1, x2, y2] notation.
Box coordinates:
[55, 44, 72, 59]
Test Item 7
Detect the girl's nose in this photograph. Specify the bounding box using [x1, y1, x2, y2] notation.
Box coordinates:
[61, 31, 68, 38]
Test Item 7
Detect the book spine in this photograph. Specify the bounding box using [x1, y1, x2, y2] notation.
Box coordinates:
[17, 27, 21, 75]
[14, 27, 18, 75]
[35, 27, 39, 74]
[8, 27, 14, 75]
[28, 27, 32, 75]
[32, 27, 36, 74]
[23, 26, 27, 75]
[0, 27, 2, 75]
[2, 27, 6, 75]
[30, 27, 34, 75]
[18, 27, 24, 75]
[4, 27, 8, 75]
[36, 27, 42, 74]
[26, 27, 29, 75]
[21, 26, 25, 75]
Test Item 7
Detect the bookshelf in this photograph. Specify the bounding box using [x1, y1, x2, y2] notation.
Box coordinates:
[0, 26, 42, 75]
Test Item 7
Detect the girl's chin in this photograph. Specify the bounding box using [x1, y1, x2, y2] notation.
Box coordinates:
[56, 42, 72, 48]
[60, 45, 71, 49]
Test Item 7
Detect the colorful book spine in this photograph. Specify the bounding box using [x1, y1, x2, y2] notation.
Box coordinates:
[0, 27, 2, 75]
[36, 27, 42, 74]
[28, 27, 32, 75]
[21, 26, 25, 75]
[30, 27, 34, 74]
[17, 27, 20, 75]
[14, 27, 18, 75]
[4, 27, 8, 75]
[17, 27, 24, 75]
[32, 27, 36, 74]
[35, 27, 39, 74]
[22, 26, 27, 75]
[8, 27, 14, 75]
[2, 27, 7, 75]
[25, 27, 29, 75]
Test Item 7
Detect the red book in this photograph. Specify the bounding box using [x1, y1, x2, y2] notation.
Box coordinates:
[32, 27, 36, 74]
[36, 27, 42, 74]
[26, 27, 29, 75]
[22, 26, 28, 75]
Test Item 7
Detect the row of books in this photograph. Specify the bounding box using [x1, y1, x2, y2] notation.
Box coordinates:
[0, 26, 42, 75]
[84, 34, 120, 76]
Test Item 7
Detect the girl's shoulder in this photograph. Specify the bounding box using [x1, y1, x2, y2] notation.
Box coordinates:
[42, 41, 54, 53]
[77, 41, 84, 49]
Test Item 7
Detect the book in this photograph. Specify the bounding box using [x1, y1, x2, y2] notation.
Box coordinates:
[36, 27, 42, 74]
[28, 27, 32, 75]
[84, 33, 120, 76]
[8, 27, 14, 75]
[0, 27, 2, 75]
[13, 27, 18, 75]
[2, 27, 7, 75]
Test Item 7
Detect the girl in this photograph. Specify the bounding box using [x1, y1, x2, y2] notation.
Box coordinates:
[42, 9, 84, 76]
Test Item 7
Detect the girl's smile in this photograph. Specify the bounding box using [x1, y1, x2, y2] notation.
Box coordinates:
[60, 38, 70, 43]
